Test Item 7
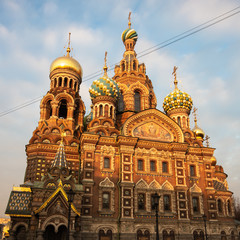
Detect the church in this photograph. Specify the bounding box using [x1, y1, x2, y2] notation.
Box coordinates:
[5, 15, 240, 240]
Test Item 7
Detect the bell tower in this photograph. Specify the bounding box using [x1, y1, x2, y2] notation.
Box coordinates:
[113, 13, 157, 127]
[24, 34, 85, 182]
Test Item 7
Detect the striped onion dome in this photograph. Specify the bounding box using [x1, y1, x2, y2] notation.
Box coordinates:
[121, 28, 138, 43]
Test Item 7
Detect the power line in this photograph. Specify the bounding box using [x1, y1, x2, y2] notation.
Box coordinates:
[1, 6, 240, 118]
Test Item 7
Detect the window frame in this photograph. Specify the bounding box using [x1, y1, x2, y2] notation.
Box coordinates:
[138, 159, 144, 171]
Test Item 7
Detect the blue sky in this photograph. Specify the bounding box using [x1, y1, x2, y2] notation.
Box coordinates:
[0, 0, 240, 217]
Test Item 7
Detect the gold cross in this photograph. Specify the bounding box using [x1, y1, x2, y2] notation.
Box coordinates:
[128, 12, 131, 28]
[205, 135, 210, 147]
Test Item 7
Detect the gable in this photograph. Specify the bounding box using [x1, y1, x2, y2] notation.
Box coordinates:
[121, 109, 184, 143]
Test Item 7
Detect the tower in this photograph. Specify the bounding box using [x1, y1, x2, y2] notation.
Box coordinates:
[113, 13, 157, 127]
[25, 34, 85, 182]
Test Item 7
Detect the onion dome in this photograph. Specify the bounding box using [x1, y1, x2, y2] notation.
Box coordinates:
[211, 156, 217, 166]
[50, 33, 83, 77]
[163, 66, 193, 114]
[89, 52, 120, 100]
[121, 12, 138, 43]
[192, 107, 205, 139]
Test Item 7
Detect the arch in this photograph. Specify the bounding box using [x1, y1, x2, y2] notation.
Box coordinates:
[129, 81, 149, 95]
[162, 180, 174, 191]
[227, 199, 232, 215]
[54, 78, 57, 88]
[99, 104, 103, 116]
[74, 82, 77, 91]
[137, 229, 150, 240]
[99, 177, 114, 188]
[104, 104, 109, 117]
[117, 91, 125, 112]
[221, 231, 227, 240]
[44, 224, 67, 240]
[55, 92, 74, 104]
[110, 106, 113, 118]
[15, 225, 27, 240]
[40, 93, 55, 106]
[217, 198, 223, 214]
[12, 222, 28, 232]
[41, 215, 67, 231]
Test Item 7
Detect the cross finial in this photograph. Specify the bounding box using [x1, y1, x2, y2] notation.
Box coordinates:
[128, 12, 132, 28]
[205, 135, 210, 147]
[172, 66, 178, 90]
[193, 107, 198, 125]
[103, 51, 108, 76]
[66, 32, 71, 57]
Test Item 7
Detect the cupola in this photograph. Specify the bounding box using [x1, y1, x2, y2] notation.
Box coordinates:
[163, 67, 193, 129]
[192, 107, 205, 140]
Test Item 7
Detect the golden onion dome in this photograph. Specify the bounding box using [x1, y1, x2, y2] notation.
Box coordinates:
[192, 125, 205, 139]
[211, 156, 217, 166]
[192, 107, 205, 140]
[50, 46, 82, 77]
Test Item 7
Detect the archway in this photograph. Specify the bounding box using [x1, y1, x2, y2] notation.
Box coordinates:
[137, 229, 150, 240]
[193, 230, 204, 240]
[99, 229, 112, 240]
[44, 224, 67, 240]
[15, 225, 26, 240]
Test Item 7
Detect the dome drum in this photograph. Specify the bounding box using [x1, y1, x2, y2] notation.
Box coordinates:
[92, 95, 117, 104]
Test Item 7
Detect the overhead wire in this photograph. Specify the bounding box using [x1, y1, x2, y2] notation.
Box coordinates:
[1, 6, 240, 118]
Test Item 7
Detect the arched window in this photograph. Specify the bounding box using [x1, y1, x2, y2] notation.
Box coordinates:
[221, 231, 227, 240]
[54, 78, 57, 87]
[74, 82, 77, 91]
[99, 105, 103, 116]
[133, 60, 136, 70]
[163, 195, 171, 211]
[118, 93, 124, 112]
[177, 116, 181, 126]
[138, 193, 145, 210]
[59, 99, 68, 119]
[64, 77, 68, 87]
[46, 100, 52, 120]
[15, 225, 27, 240]
[227, 200, 232, 215]
[102, 192, 110, 209]
[192, 197, 199, 213]
[162, 162, 168, 173]
[110, 106, 113, 118]
[231, 231, 235, 240]
[218, 199, 223, 213]
[69, 79, 73, 88]
[122, 62, 125, 71]
[59, 77, 62, 87]
[104, 105, 109, 117]
[74, 101, 79, 125]
[134, 91, 141, 112]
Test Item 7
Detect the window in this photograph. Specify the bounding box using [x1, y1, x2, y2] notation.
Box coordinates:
[162, 162, 168, 173]
[99, 105, 103, 116]
[150, 160, 156, 171]
[163, 195, 171, 211]
[227, 200, 232, 215]
[59, 99, 67, 119]
[138, 159, 144, 171]
[192, 197, 199, 213]
[102, 192, 110, 209]
[138, 193, 145, 210]
[190, 165, 196, 176]
[104, 157, 110, 169]
[134, 91, 141, 112]
[177, 116, 181, 126]
[218, 199, 223, 213]
[118, 93, 124, 112]
[64, 77, 68, 87]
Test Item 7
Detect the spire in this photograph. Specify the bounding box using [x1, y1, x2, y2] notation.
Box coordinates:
[172, 66, 178, 90]
[51, 132, 68, 169]
[103, 51, 108, 77]
[66, 32, 71, 57]
[128, 12, 131, 28]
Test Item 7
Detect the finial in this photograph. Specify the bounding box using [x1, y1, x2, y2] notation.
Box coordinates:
[172, 66, 178, 90]
[193, 107, 198, 125]
[103, 51, 108, 77]
[61, 131, 66, 143]
[66, 32, 71, 57]
[205, 135, 210, 147]
[128, 12, 132, 28]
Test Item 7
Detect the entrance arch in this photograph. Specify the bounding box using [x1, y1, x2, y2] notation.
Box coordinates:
[15, 225, 26, 240]
[137, 229, 150, 240]
[44, 224, 67, 240]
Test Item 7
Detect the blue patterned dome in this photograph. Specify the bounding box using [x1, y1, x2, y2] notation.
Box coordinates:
[89, 75, 120, 100]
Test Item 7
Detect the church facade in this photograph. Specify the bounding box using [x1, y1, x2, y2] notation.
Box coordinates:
[5, 18, 240, 240]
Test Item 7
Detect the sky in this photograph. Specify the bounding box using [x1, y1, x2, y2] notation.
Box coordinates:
[0, 0, 240, 217]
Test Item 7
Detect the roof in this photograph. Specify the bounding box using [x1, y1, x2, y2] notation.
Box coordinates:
[51, 141, 68, 169]
[213, 180, 227, 191]
[5, 187, 32, 217]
